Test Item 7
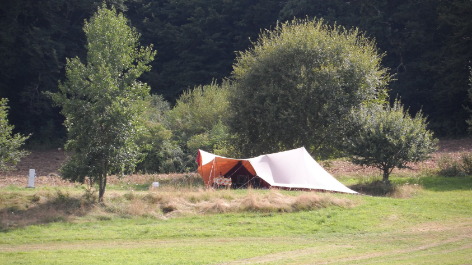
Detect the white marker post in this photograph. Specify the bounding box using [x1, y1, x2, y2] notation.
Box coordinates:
[27, 169, 36, 188]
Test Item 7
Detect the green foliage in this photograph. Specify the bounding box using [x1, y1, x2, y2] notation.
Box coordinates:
[461, 152, 472, 175]
[437, 154, 463, 177]
[0, 98, 29, 172]
[228, 18, 388, 157]
[0, 0, 104, 145]
[2, 0, 472, 146]
[165, 80, 234, 161]
[166, 80, 230, 137]
[278, 0, 472, 137]
[49, 4, 155, 201]
[346, 99, 438, 182]
[437, 152, 472, 177]
[128, 78, 234, 174]
[138, 80, 236, 173]
[467, 68, 472, 131]
[432, 0, 472, 135]
[127, 0, 280, 99]
[135, 94, 184, 173]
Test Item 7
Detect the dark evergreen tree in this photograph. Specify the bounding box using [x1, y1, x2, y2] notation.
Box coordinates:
[127, 0, 280, 99]
[0, 0, 129, 145]
[1, 0, 472, 145]
[430, 0, 472, 135]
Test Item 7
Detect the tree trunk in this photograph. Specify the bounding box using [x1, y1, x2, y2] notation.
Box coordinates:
[98, 174, 105, 202]
[98, 160, 108, 202]
[382, 167, 390, 183]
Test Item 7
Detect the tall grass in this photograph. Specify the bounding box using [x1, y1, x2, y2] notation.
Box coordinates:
[102, 187, 354, 218]
[0, 185, 354, 229]
[0, 188, 96, 230]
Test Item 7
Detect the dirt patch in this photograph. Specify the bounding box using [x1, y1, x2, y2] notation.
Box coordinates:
[2, 138, 472, 187]
[5, 149, 69, 177]
[326, 137, 472, 177]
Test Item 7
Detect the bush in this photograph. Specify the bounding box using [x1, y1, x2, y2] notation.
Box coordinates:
[0, 98, 30, 172]
[437, 152, 472, 177]
[346, 99, 437, 182]
[460, 152, 472, 175]
[438, 154, 463, 177]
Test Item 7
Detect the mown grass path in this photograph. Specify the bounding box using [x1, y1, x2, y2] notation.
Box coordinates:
[1, 219, 471, 264]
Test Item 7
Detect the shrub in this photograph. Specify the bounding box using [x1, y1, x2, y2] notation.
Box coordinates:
[346, 99, 437, 182]
[460, 152, 472, 175]
[437, 152, 472, 177]
[0, 98, 30, 172]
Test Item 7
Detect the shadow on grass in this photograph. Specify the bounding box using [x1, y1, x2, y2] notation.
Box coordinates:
[0, 190, 95, 232]
[349, 175, 472, 196]
[419, 175, 472, 192]
[349, 180, 395, 196]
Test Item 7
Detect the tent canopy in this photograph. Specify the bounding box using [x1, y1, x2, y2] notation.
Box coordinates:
[197, 147, 357, 194]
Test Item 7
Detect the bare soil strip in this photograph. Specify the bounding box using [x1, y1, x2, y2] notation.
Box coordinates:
[2, 138, 472, 188]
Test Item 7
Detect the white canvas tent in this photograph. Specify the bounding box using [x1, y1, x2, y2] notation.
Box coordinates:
[197, 147, 357, 194]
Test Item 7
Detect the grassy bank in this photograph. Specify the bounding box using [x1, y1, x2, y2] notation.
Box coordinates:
[0, 175, 471, 264]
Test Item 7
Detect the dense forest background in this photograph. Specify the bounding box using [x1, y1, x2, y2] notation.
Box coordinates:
[1, 0, 471, 147]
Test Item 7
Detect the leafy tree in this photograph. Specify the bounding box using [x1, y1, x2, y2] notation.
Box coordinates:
[135, 94, 181, 174]
[346, 100, 437, 182]
[467, 68, 472, 131]
[134, 81, 235, 174]
[228, 18, 388, 158]
[278, 0, 472, 137]
[166, 80, 233, 156]
[0, 0, 101, 146]
[50, 4, 155, 201]
[0, 98, 30, 172]
[166, 81, 230, 138]
[431, 0, 472, 135]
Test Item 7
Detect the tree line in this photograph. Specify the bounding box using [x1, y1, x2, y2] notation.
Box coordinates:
[0, 0, 471, 145]
[2, 4, 438, 201]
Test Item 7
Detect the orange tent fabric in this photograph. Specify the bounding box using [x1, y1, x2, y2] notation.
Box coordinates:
[197, 150, 256, 186]
[197, 147, 357, 194]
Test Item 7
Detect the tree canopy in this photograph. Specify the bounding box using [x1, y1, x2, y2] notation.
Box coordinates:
[0, 98, 29, 172]
[50, 4, 155, 201]
[346, 100, 437, 182]
[228, 18, 388, 158]
[1, 0, 471, 148]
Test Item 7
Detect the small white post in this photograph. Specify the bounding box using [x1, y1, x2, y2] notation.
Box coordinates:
[27, 169, 36, 188]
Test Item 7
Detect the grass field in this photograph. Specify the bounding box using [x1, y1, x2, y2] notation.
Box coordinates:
[0, 173, 471, 264]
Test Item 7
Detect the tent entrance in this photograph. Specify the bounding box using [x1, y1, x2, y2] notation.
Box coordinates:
[223, 161, 267, 189]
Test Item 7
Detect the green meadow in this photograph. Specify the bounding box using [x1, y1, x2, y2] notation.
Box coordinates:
[1, 175, 471, 264]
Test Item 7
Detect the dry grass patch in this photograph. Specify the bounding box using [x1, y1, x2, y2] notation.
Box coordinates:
[1, 187, 355, 228]
[0, 189, 94, 229]
[388, 183, 424, 198]
[132, 188, 354, 216]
